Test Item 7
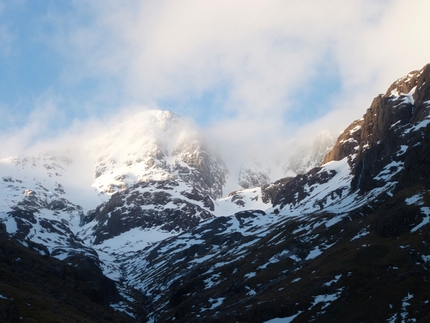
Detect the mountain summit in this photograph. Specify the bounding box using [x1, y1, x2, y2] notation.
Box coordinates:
[92, 110, 228, 199]
[323, 63, 430, 193]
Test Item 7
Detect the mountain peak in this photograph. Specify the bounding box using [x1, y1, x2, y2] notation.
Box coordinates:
[321, 63, 430, 196]
[323, 63, 430, 166]
[386, 63, 430, 97]
[90, 109, 227, 198]
[125, 109, 180, 131]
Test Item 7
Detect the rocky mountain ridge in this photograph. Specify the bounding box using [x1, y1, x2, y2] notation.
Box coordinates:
[1, 64, 430, 322]
[118, 64, 430, 322]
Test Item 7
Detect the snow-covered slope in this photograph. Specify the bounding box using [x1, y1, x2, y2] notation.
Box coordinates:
[0, 153, 89, 217]
[110, 64, 430, 322]
[0, 153, 101, 263]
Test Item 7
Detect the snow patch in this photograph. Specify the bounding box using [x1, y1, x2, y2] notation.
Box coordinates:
[405, 194, 424, 206]
[400, 293, 414, 322]
[374, 160, 403, 181]
[263, 311, 303, 323]
[244, 272, 256, 279]
[311, 288, 343, 311]
[404, 117, 430, 135]
[1, 215, 18, 234]
[202, 297, 225, 311]
[396, 145, 408, 156]
[323, 274, 342, 287]
[410, 207, 430, 233]
[305, 246, 322, 260]
[351, 229, 369, 241]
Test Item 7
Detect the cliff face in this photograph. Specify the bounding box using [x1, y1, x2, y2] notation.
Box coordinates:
[322, 63, 430, 193]
[261, 64, 430, 214]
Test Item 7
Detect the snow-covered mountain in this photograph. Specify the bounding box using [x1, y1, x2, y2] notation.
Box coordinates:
[91, 110, 227, 199]
[1, 64, 430, 322]
[114, 64, 430, 322]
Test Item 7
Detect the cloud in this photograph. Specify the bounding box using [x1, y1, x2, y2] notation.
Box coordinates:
[0, 97, 63, 157]
[46, 1, 425, 114]
[43, 1, 359, 111]
[5, 0, 430, 174]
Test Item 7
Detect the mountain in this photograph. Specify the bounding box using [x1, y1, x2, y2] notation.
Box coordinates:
[116, 64, 430, 322]
[1, 64, 430, 322]
[91, 110, 227, 199]
[0, 110, 227, 243]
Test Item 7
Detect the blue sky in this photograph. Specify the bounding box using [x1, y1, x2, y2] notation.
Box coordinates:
[1, 0, 430, 157]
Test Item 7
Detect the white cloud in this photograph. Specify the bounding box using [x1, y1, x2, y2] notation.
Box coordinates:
[5, 0, 430, 173]
[48, 1, 426, 114]
[0, 98, 64, 156]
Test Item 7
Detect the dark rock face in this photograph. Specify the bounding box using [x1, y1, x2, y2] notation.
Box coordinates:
[173, 141, 228, 199]
[263, 168, 337, 209]
[263, 64, 430, 211]
[65, 253, 120, 306]
[0, 222, 7, 236]
[83, 180, 216, 245]
[323, 63, 430, 195]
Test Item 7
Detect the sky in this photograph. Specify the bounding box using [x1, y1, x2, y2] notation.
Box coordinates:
[1, 0, 430, 161]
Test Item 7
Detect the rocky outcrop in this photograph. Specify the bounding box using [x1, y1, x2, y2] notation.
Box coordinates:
[81, 180, 216, 245]
[6, 208, 97, 261]
[262, 168, 337, 210]
[0, 154, 84, 216]
[173, 140, 227, 199]
[324, 65, 430, 164]
[323, 63, 430, 194]
[256, 64, 430, 212]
